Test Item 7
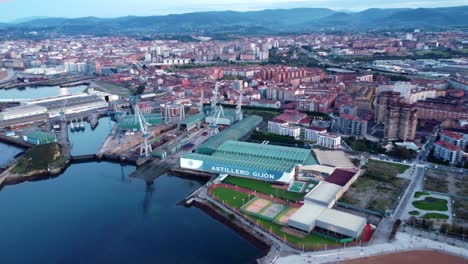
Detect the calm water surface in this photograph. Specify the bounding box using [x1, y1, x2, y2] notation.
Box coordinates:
[0, 163, 262, 263]
[0, 85, 87, 99]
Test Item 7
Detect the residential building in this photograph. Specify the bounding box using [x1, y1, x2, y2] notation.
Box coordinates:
[337, 113, 367, 137]
[434, 140, 463, 164]
[440, 130, 465, 149]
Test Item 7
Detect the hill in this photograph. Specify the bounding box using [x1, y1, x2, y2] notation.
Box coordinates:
[5, 6, 468, 36]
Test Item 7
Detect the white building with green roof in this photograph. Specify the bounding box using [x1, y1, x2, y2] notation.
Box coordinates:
[181, 140, 317, 184]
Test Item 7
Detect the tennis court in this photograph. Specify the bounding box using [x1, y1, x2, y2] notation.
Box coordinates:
[262, 203, 287, 219]
[241, 197, 287, 221]
[243, 197, 272, 213]
[288, 181, 305, 192]
[275, 207, 298, 225]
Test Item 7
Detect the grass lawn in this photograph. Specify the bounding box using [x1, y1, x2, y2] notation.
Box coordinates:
[422, 213, 449, 220]
[409, 210, 420, 216]
[414, 191, 430, 199]
[211, 186, 338, 249]
[368, 159, 409, 174]
[412, 197, 448, 211]
[12, 143, 63, 174]
[223, 176, 305, 202]
[211, 186, 251, 209]
[252, 215, 338, 249]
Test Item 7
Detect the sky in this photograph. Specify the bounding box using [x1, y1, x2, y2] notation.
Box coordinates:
[0, 0, 467, 22]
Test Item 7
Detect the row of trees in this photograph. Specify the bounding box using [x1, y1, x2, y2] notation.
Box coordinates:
[407, 217, 468, 237]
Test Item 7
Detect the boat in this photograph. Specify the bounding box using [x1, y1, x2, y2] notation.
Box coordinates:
[79, 119, 85, 130]
[70, 121, 76, 132]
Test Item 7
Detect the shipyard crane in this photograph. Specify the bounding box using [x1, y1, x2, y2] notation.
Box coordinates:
[134, 104, 152, 157]
[210, 82, 220, 116]
[60, 100, 67, 122]
[199, 89, 205, 114]
[236, 88, 244, 121]
[209, 105, 224, 136]
[179, 104, 186, 123]
[164, 103, 172, 124]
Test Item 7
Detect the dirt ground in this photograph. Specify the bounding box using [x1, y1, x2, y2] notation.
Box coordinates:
[425, 170, 468, 197]
[343, 250, 466, 264]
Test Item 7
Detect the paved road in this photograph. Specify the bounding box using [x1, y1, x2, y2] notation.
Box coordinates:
[372, 164, 425, 244]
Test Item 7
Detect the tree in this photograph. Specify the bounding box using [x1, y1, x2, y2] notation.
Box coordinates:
[135, 85, 146, 95]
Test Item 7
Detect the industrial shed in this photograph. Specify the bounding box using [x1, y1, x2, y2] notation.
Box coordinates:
[118, 114, 162, 130]
[315, 209, 367, 239]
[0, 105, 47, 121]
[182, 140, 317, 183]
[313, 149, 355, 169]
[205, 108, 236, 126]
[23, 131, 57, 145]
[304, 181, 342, 208]
[180, 113, 205, 131]
[287, 203, 326, 232]
[196, 115, 262, 155]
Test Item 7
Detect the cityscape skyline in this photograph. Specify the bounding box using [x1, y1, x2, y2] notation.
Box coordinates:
[1, 0, 467, 22]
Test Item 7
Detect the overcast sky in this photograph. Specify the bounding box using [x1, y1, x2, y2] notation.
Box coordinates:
[1, 0, 467, 22]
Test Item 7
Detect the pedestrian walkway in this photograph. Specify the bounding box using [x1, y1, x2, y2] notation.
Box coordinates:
[276, 232, 468, 264]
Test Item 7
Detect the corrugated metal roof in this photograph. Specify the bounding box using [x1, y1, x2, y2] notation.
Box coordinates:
[216, 140, 312, 163]
[196, 115, 263, 155]
[304, 181, 341, 205]
[316, 208, 367, 237]
[183, 152, 294, 172]
[180, 113, 205, 127]
[288, 203, 327, 226]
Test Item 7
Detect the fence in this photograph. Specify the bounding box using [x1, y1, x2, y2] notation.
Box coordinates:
[336, 202, 384, 217]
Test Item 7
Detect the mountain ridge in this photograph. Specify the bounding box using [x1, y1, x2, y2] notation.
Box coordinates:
[4, 6, 468, 36]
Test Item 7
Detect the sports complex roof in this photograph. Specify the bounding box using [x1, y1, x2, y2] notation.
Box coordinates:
[183, 152, 296, 173]
[216, 141, 315, 164]
[188, 140, 317, 173]
[304, 181, 341, 206]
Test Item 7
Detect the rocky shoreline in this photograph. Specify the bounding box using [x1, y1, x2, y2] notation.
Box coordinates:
[194, 199, 280, 264]
[1, 159, 70, 187]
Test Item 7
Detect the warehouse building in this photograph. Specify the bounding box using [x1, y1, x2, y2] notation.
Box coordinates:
[23, 131, 57, 145]
[180, 113, 205, 131]
[304, 181, 342, 208]
[196, 115, 263, 155]
[287, 203, 366, 239]
[182, 140, 317, 184]
[205, 108, 237, 126]
[0, 105, 47, 121]
[314, 149, 355, 169]
[314, 208, 367, 239]
[288, 203, 326, 232]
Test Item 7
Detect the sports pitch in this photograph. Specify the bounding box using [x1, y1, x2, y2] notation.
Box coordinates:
[275, 207, 298, 225]
[241, 197, 286, 221]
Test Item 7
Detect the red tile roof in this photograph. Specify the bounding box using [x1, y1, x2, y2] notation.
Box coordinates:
[435, 140, 461, 152]
[441, 130, 464, 140]
[325, 169, 356, 187]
